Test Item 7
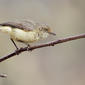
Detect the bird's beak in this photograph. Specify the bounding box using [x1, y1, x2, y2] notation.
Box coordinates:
[48, 32, 56, 36]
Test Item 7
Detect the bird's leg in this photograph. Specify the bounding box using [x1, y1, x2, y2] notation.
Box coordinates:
[27, 44, 31, 47]
[10, 38, 20, 55]
[10, 38, 19, 50]
[27, 44, 31, 51]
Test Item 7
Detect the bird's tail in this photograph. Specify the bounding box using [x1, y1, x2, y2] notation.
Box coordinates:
[0, 26, 12, 34]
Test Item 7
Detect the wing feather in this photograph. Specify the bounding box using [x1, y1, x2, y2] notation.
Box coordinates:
[0, 21, 36, 31]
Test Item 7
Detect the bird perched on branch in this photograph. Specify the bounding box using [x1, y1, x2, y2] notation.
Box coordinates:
[0, 20, 56, 50]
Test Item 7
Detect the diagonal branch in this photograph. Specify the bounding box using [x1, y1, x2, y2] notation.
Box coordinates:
[0, 33, 85, 62]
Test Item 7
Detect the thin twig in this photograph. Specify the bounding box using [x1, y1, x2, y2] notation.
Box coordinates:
[0, 74, 7, 78]
[0, 33, 85, 62]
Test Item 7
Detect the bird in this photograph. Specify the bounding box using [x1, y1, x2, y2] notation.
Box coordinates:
[0, 20, 56, 50]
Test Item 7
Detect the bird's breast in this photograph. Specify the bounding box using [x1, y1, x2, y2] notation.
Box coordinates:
[10, 28, 39, 43]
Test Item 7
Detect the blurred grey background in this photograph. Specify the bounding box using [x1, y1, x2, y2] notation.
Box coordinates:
[0, 0, 85, 85]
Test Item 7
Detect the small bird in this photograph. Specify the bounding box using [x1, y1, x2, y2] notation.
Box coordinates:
[0, 20, 56, 50]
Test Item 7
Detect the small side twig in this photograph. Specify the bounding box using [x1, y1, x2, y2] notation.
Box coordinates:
[0, 33, 85, 62]
[0, 74, 7, 78]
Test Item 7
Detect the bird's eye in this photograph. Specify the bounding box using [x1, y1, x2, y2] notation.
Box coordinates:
[45, 28, 48, 31]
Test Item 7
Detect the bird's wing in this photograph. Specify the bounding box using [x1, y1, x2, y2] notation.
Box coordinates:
[0, 21, 36, 31]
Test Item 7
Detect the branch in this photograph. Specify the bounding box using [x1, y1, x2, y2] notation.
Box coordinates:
[0, 74, 7, 78]
[0, 33, 85, 62]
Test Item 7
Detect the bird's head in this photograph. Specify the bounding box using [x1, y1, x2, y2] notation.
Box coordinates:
[38, 24, 56, 34]
[36, 24, 56, 39]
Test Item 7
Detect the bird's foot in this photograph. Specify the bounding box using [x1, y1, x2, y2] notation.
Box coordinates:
[15, 48, 20, 55]
[27, 44, 31, 51]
